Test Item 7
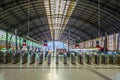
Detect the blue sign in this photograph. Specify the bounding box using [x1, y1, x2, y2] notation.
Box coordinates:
[96, 40, 99, 44]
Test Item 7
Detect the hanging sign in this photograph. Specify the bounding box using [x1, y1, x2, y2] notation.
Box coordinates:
[22, 39, 27, 47]
[44, 40, 48, 46]
[75, 44, 79, 48]
[44, 43, 47, 46]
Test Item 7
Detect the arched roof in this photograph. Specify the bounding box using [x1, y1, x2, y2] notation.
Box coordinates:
[0, 0, 119, 44]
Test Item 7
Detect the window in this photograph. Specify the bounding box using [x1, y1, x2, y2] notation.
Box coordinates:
[108, 34, 114, 51]
[116, 33, 120, 51]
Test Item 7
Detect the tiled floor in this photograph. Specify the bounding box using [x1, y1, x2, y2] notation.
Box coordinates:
[0, 68, 120, 80]
[0, 57, 120, 80]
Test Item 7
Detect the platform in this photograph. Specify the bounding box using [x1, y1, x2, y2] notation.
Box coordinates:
[0, 57, 120, 80]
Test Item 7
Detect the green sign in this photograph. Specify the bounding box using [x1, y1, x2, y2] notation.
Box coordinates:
[76, 40, 80, 43]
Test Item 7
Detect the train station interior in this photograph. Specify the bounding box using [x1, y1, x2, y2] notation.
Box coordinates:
[0, 0, 120, 80]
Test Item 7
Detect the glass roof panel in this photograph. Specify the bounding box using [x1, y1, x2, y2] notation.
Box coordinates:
[44, 0, 77, 40]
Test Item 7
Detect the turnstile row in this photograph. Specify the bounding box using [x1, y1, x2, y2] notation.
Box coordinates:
[0, 53, 120, 65]
[77, 54, 119, 65]
[0, 53, 35, 64]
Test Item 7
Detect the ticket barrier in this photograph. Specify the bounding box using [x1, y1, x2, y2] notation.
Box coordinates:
[3, 52, 12, 64]
[94, 54, 100, 65]
[56, 53, 59, 64]
[3, 53, 7, 64]
[0, 52, 3, 63]
[86, 54, 92, 64]
[116, 55, 120, 64]
[112, 55, 116, 65]
[48, 53, 51, 64]
[39, 53, 43, 64]
[12, 53, 16, 64]
[109, 54, 116, 65]
[29, 53, 35, 64]
[101, 54, 108, 65]
[78, 53, 84, 64]
[12, 52, 20, 64]
[71, 53, 76, 64]
[20, 52, 28, 64]
[63, 53, 67, 64]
